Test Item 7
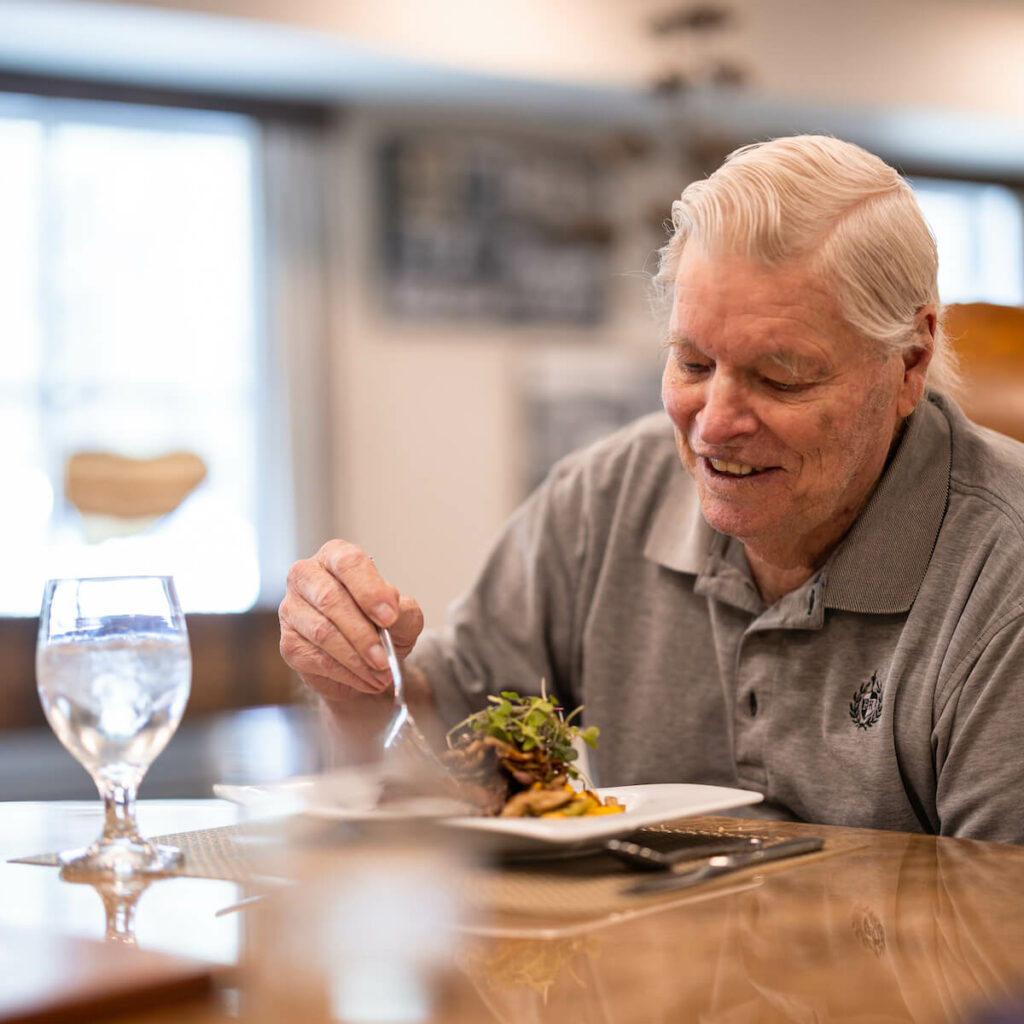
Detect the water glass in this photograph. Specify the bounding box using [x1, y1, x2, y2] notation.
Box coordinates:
[36, 575, 191, 876]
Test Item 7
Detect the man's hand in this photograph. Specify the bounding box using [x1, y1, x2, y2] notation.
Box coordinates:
[279, 540, 424, 700]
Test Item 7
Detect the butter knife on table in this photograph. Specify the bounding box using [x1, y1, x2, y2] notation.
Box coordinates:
[624, 837, 825, 896]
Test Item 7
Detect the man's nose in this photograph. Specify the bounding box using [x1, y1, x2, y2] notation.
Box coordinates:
[696, 373, 758, 443]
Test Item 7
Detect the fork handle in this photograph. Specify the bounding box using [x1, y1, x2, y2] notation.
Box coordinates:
[377, 626, 403, 700]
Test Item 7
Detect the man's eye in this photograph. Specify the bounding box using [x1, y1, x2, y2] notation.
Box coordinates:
[680, 362, 712, 375]
[763, 377, 804, 393]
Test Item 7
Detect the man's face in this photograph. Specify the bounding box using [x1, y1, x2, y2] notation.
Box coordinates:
[662, 246, 923, 572]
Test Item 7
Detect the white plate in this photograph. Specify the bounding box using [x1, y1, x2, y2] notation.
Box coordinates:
[443, 783, 762, 854]
[214, 774, 763, 855]
[214, 767, 473, 820]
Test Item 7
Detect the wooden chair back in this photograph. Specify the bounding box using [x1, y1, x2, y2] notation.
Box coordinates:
[943, 302, 1024, 441]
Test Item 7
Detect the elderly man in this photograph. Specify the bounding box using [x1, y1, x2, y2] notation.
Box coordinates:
[280, 135, 1024, 844]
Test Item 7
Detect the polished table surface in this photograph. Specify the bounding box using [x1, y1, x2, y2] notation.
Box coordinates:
[3, 799, 1024, 1023]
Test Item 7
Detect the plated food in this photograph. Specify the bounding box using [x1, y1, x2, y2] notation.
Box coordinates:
[214, 776, 765, 855]
[215, 684, 761, 848]
[441, 688, 624, 819]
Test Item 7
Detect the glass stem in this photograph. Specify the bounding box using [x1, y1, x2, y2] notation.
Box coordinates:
[98, 779, 142, 843]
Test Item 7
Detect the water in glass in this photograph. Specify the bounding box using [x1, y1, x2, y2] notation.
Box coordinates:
[36, 576, 192, 876]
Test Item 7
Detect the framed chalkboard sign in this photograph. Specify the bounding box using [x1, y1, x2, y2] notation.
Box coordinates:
[378, 132, 613, 324]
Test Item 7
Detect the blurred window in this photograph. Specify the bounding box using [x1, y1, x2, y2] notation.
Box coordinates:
[0, 93, 260, 615]
[910, 177, 1024, 305]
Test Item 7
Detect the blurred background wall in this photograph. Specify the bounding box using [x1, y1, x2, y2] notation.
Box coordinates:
[1, 0, 1022, 791]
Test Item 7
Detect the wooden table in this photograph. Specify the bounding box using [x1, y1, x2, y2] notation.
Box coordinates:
[3, 800, 1024, 1023]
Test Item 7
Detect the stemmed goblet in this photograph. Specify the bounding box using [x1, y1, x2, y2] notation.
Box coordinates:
[36, 575, 191, 876]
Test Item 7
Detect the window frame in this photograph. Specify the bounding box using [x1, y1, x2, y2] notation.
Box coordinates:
[0, 81, 310, 615]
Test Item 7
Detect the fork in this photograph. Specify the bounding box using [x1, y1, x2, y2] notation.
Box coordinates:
[378, 627, 449, 772]
[625, 837, 825, 895]
[605, 835, 763, 871]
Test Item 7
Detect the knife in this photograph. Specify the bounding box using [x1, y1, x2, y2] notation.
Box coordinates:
[624, 836, 825, 895]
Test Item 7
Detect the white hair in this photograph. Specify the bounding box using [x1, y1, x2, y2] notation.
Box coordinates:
[656, 135, 959, 394]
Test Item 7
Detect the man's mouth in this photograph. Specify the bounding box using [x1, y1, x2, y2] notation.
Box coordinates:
[707, 457, 765, 477]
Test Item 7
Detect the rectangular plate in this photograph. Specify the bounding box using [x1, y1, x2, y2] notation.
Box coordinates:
[214, 776, 764, 856]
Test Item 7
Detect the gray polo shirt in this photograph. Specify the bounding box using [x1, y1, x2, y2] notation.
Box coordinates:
[412, 391, 1024, 843]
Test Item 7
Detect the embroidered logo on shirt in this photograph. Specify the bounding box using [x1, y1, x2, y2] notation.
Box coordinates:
[849, 672, 884, 730]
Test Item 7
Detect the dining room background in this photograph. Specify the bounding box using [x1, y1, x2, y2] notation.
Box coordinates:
[0, 0, 1022, 796]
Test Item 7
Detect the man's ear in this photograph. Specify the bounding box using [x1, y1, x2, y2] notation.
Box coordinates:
[896, 306, 936, 418]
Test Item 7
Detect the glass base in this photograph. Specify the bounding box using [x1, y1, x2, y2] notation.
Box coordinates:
[58, 837, 184, 878]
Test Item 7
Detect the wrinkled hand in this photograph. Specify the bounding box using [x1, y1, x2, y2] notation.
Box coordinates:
[279, 540, 424, 700]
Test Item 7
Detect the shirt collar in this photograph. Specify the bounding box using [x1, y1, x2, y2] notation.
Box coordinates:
[822, 393, 951, 613]
[643, 393, 952, 614]
[643, 461, 715, 574]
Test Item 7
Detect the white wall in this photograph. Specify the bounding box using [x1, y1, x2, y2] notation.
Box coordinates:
[7, 0, 1022, 623]
[325, 108, 690, 627]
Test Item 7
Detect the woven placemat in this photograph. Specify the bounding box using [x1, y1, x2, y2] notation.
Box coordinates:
[8, 816, 347, 882]
[9, 816, 795, 879]
[10, 815, 861, 927]
[464, 820, 861, 923]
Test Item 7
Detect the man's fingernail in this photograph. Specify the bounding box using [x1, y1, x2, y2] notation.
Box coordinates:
[373, 671, 393, 689]
[368, 644, 388, 670]
[374, 603, 395, 625]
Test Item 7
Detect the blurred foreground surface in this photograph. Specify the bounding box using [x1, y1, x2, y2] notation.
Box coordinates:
[4, 798, 1024, 1023]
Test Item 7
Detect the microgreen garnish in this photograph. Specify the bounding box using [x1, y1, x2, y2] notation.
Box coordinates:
[447, 680, 599, 781]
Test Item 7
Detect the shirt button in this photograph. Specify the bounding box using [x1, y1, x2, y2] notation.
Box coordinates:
[748, 691, 758, 716]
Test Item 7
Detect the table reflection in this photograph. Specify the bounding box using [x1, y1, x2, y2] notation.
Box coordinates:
[448, 831, 1024, 1023]
[5, 803, 1024, 1024]
[59, 867, 154, 945]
